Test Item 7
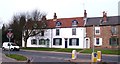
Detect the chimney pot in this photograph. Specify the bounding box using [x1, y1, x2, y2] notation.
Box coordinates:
[105, 13, 107, 16]
[42, 16, 46, 20]
[103, 11, 105, 16]
[54, 13, 57, 19]
[102, 11, 107, 22]
[84, 10, 87, 18]
[53, 13, 57, 21]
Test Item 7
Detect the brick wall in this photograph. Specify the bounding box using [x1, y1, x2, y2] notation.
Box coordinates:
[86, 25, 119, 49]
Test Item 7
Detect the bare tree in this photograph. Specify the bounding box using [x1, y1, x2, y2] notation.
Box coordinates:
[22, 10, 47, 47]
[8, 9, 47, 47]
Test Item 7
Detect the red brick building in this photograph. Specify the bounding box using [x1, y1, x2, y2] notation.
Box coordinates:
[84, 11, 120, 49]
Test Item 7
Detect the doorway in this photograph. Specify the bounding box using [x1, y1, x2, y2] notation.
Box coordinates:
[85, 38, 90, 48]
[65, 38, 68, 48]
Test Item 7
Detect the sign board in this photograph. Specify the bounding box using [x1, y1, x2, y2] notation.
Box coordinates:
[7, 32, 13, 38]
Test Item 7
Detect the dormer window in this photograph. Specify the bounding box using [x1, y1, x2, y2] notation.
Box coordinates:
[72, 20, 78, 26]
[56, 21, 62, 27]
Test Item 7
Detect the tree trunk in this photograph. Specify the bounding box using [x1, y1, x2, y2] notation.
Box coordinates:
[24, 38, 27, 48]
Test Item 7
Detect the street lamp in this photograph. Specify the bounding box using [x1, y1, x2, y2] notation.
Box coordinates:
[92, 19, 103, 53]
[92, 25, 95, 53]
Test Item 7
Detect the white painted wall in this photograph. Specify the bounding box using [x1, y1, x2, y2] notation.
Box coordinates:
[22, 27, 88, 49]
[22, 29, 52, 48]
[52, 27, 86, 48]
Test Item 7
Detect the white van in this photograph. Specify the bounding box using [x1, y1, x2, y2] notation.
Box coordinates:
[2, 42, 20, 51]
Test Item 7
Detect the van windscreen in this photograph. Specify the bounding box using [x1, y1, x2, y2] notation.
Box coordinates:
[11, 43, 17, 46]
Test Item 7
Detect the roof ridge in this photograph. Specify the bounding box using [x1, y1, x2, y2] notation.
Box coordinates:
[87, 16, 119, 18]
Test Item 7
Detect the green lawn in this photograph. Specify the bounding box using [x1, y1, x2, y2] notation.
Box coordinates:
[22, 47, 120, 55]
[80, 49, 120, 55]
[22, 47, 83, 53]
[5, 54, 27, 61]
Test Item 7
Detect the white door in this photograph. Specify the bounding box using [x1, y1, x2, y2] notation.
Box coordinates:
[85, 38, 90, 48]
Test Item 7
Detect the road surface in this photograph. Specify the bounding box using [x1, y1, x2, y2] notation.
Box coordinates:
[2, 49, 120, 62]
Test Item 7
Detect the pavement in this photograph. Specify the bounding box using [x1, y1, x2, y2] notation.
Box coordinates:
[2, 53, 18, 62]
[0, 53, 2, 64]
[22, 49, 119, 57]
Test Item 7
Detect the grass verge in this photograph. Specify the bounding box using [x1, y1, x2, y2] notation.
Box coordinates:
[22, 47, 83, 53]
[80, 49, 120, 55]
[22, 47, 120, 55]
[5, 54, 27, 61]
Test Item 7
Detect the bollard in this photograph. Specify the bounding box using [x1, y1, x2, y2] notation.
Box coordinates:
[91, 52, 97, 62]
[72, 50, 77, 59]
[27, 59, 31, 64]
[97, 51, 102, 62]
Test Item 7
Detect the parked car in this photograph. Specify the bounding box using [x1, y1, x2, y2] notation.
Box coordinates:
[2, 42, 20, 51]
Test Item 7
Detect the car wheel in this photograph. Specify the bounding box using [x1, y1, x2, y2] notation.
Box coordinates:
[17, 49, 20, 51]
[10, 48, 14, 51]
[2, 47, 5, 51]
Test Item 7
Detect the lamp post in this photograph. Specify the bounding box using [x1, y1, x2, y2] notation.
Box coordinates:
[92, 25, 95, 53]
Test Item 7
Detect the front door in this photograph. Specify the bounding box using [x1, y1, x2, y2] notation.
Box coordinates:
[65, 38, 68, 48]
[85, 38, 90, 48]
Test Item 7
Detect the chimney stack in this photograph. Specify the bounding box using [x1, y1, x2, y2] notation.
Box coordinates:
[84, 10, 87, 18]
[83, 10, 87, 26]
[42, 16, 46, 21]
[53, 13, 57, 21]
[103, 11, 107, 22]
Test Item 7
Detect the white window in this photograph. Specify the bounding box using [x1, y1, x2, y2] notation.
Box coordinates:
[94, 38, 102, 46]
[95, 27, 100, 35]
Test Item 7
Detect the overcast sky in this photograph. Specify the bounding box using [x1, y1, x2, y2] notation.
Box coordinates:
[0, 0, 119, 28]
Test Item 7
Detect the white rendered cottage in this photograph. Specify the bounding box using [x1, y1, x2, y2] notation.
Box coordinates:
[22, 11, 90, 48]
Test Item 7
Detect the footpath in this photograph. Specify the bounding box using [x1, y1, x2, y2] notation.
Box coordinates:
[22, 49, 119, 57]
[2, 53, 17, 62]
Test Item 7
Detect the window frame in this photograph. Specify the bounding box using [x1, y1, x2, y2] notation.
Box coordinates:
[111, 26, 117, 35]
[56, 21, 62, 27]
[39, 39, 45, 45]
[69, 38, 79, 46]
[109, 37, 119, 46]
[31, 39, 37, 45]
[56, 29, 60, 36]
[94, 38, 102, 46]
[72, 28, 76, 35]
[72, 20, 78, 26]
[95, 27, 100, 35]
[53, 38, 62, 45]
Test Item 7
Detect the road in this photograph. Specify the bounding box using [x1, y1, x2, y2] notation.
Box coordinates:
[2, 49, 120, 62]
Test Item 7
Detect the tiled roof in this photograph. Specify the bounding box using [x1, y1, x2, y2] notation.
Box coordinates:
[25, 17, 84, 29]
[85, 16, 120, 26]
[25, 16, 120, 29]
[47, 17, 84, 28]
